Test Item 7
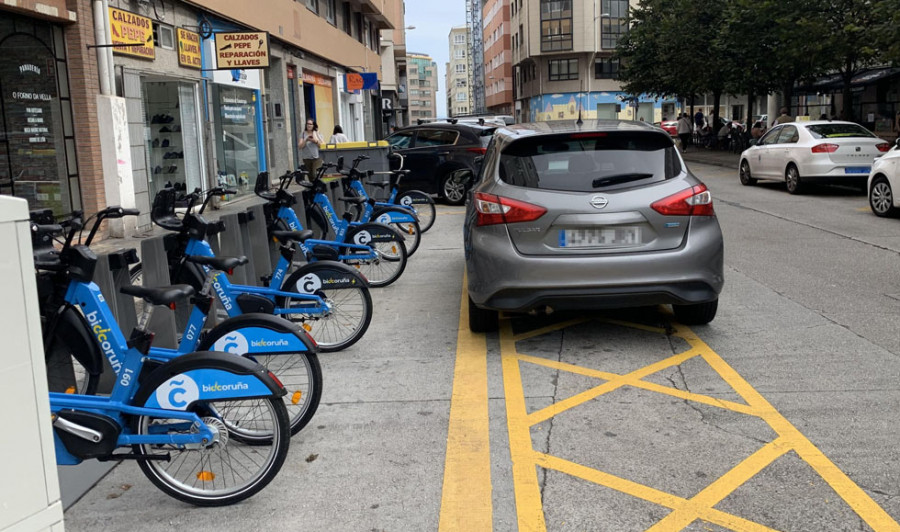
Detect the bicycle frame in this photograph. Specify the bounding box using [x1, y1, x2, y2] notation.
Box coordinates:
[181, 237, 329, 319]
[277, 205, 377, 258]
[50, 279, 272, 465]
[345, 179, 418, 225]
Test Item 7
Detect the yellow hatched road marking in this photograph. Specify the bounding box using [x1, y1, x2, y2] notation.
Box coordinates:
[438, 282, 492, 531]
[500, 317, 900, 531]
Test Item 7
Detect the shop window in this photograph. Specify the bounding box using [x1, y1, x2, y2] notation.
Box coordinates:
[142, 81, 203, 199]
[213, 86, 259, 195]
[0, 18, 78, 214]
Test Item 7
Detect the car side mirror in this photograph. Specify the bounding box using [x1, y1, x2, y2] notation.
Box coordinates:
[336, 156, 344, 171]
[749, 139, 758, 146]
[895, 137, 900, 149]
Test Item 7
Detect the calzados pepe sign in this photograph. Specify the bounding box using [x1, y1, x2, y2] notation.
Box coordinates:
[214, 31, 270, 70]
[108, 7, 154, 59]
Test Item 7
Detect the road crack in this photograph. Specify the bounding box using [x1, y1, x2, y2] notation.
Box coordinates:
[538, 329, 565, 504]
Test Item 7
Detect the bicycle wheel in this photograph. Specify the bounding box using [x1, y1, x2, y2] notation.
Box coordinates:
[45, 339, 99, 395]
[389, 220, 421, 257]
[344, 242, 407, 288]
[280, 271, 373, 353]
[397, 190, 435, 233]
[132, 396, 290, 507]
[244, 351, 322, 436]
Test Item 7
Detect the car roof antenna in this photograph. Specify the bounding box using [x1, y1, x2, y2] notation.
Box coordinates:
[576, 110, 583, 126]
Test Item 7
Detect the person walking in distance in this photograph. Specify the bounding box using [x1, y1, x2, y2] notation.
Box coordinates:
[677, 113, 693, 152]
[300, 118, 324, 178]
[773, 107, 794, 126]
[329, 125, 350, 144]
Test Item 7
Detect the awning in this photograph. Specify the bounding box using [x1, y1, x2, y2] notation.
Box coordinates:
[797, 67, 900, 92]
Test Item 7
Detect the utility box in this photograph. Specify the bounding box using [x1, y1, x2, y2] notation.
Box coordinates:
[0, 196, 64, 532]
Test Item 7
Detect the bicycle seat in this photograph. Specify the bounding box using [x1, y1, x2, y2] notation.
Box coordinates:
[184, 255, 248, 272]
[151, 187, 184, 232]
[120, 284, 195, 307]
[255, 171, 277, 201]
[271, 229, 314, 243]
[339, 196, 367, 205]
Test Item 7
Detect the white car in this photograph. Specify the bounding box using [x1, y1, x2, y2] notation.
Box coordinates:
[867, 138, 900, 217]
[738, 121, 891, 194]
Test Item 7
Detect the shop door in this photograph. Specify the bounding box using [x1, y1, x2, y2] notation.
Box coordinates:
[0, 29, 75, 214]
[637, 102, 654, 123]
[143, 80, 204, 199]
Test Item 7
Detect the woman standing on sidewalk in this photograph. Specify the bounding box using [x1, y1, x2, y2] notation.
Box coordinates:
[300, 119, 324, 178]
[677, 113, 693, 152]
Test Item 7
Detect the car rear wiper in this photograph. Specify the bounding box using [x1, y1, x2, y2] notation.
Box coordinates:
[592, 173, 654, 188]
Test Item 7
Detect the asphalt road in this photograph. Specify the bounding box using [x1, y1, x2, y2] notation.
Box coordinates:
[62, 162, 900, 531]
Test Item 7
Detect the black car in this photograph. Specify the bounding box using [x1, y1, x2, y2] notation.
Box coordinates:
[385, 121, 497, 205]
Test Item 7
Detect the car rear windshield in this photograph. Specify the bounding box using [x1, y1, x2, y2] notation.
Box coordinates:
[498, 132, 681, 192]
[806, 124, 876, 139]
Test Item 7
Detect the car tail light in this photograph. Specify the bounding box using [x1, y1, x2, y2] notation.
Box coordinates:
[811, 143, 839, 153]
[474, 192, 547, 226]
[467, 147, 487, 155]
[651, 184, 715, 216]
[876, 143, 891, 153]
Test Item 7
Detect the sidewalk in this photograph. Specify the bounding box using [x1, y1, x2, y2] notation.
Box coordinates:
[679, 146, 741, 171]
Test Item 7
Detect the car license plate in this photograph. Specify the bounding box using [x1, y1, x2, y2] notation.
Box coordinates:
[844, 166, 871, 174]
[559, 227, 641, 248]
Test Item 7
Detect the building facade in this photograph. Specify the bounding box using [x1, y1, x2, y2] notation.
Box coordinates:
[483, 0, 513, 115]
[446, 26, 469, 117]
[0, 0, 405, 235]
[408, 52, 437, 121]
[511, 0, 678, 123]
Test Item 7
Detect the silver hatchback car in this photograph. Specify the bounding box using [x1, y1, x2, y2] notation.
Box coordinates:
[463, 120, 724, 332]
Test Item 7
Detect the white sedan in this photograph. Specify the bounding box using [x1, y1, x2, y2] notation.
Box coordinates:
[738, 121, 891, 194]
[867, 138, 900, 217]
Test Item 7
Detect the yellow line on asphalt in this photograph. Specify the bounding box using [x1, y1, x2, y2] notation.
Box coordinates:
[680, 325, 900, 532]
[536, 453, 781, 532]
[438, 281, 492, 532]
[515, 352, 754, 416]
[646, 438, 791, 531]
[526, 348, 702, 425]
[512, 318, 590, 342]
[501, 319, 547, 532]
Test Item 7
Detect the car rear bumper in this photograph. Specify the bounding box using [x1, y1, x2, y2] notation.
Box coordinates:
[466, 217, 724, 312]
[798, 160, 878, 180]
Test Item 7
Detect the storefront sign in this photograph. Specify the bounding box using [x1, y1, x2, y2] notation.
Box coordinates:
[302, 71, 333, 88]
[206, 40, 262, 90]
[344, 72, 379, 91]
[177, 28, 202, 69]
[214, 31, 270, 69]
[108, 7, 154, 59]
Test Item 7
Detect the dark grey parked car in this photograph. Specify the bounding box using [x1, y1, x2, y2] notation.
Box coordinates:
[463, 120, 725, 332]
[385, 121, 496, 205]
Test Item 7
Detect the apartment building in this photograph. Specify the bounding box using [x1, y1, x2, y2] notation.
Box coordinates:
[511, 0, 678, 123]
[408, 52, 438, 121]
[0, 0, 405, 234]
[483, 0, 513, 115]
[447, 26, 471, 117]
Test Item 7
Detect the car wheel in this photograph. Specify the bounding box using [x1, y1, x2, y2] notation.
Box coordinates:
[739, 160, 757, 186]
[440, 169, 468, 206]
[673, 299, 718, 325]
[468, 295, 498, 332]
[869, 176, 899, 217]
[785, 165, 803, 195]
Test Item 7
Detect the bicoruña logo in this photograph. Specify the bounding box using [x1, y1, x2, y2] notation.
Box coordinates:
[297, 273, 322, 293]
[213, 331, 249, 354]
[353, 230, 372, 246]
[155, 375, 200, 410]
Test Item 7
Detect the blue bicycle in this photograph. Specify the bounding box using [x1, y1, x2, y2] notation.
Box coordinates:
[149, 186, 374, 351]
[337, 152, 435, 232]
[330, 155, 423, 257]
[35, 207, 291, 506]
[259, 171, 409, 287]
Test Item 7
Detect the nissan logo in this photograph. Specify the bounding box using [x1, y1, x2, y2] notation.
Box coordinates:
[590, 196, 609, 209]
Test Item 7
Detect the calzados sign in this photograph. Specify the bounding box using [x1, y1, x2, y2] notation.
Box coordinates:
[214, 31, 270, 69]
[108, 7, 154, 59]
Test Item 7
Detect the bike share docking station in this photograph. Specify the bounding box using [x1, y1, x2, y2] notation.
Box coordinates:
[0, 196, 64, 532]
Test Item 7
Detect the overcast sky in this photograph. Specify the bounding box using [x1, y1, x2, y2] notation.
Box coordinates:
[404, 0, 466, 117]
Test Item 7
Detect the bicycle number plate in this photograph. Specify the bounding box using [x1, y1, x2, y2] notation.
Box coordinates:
[559, 227, 641, 248]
